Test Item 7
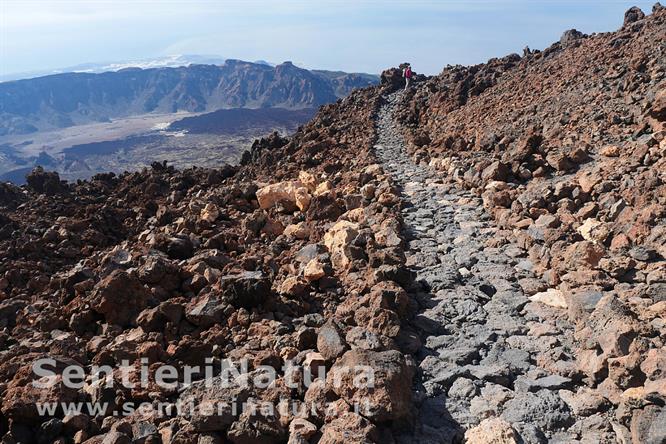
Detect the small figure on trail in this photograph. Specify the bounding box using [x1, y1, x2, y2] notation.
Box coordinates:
[403, 63, 413, 90]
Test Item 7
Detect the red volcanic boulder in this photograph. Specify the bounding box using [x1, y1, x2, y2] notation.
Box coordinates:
[326, 349, 412, 421]
[90, 270, 150, 327]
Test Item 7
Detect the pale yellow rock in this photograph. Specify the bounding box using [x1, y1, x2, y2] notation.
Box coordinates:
[279, 276, 307, 296]
[299, 170, 318, 192]
[255, 182, 291, 208]
[314, 180, 335, 197]
[577, 218, 609, 244]
[364, 164, 383, 177]
[465, 418, 518, 444]
[621, 386, 645, 400]
[485, 180, 510, 191]
[256, 180, 312, 211]
[323, 220, 359, 270]
[529, 288, 568, 309]
[294, 187, 312, 211]
[429, 157, 451, 171]
[341, 208, 366, 223]
[200, 203, 220, 222]
[304, 259, 327, 282]
[324, 221, 358, 247]
[600, 145, 620, 157]
[429, 156, 462, 175]
[284, 222, 310, 239]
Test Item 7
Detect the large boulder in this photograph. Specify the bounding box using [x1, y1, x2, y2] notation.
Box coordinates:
[583, 294, 640, 359]
[2, 357, 81, 424]
[323, 220, 360, 270]
[288, 418, 317, 443]
[560, 29, 585, 46]
[89, 270, 150, 327]
[557, 241, 605, 271]
[380, 67, 404, 90]
[640, 347, 666, 381]
[630, 404, 666, 444]
[316, 321, 348, 361]
[25, 166, 66, 195]
[465, 418, 518, 444]
[185, 293, 227, 327]
[319, 412, 378, 444]
[326, 349, 412, 421]
[219, 271, 272, 309]
[227, 407, 286, 444]
[501, 390, 573, 431]
[177, 375, 251, 432]
[256, 180, 311, 212]
[623, 6, 645, 26]
[481, 161, 510, 182]
[137, 253, 181, 289]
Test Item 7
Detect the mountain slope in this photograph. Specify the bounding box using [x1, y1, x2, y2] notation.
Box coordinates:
[0, 60, 378, 135]
[0, 5, 664, 444]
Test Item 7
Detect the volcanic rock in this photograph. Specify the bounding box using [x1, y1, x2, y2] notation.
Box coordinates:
[319, 412, 378, 444]
[26, 166, 66, 195]
[219, 271, 272, 308]
[256, 180, 312, 212]
[323, 220, 360, 270]
[89, 270, 150, 327]
[465, 418, 518, 444]
[624, 6, 646, 25]
[326, 349, 412, 421]
[316, 320, 348, 360]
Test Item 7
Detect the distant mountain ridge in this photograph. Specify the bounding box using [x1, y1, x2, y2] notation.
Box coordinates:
[0, 54, 231, 82]
[0, 60, 379, 135]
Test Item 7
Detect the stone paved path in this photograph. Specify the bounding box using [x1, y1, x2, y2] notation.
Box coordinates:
[374, 92, 604, 444]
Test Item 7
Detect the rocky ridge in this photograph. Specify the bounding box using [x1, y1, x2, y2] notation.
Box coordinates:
[390, 5, 666, 443]
[0, 5, 664, 444]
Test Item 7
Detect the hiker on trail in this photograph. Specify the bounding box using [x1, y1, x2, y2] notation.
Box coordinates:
[403, 64, 413, 90]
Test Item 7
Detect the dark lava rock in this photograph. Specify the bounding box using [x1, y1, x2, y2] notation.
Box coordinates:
[220, 271, 272, 308]
[501, 390, 574, 431]
[624, 6, 646, 25]
[25, 166, 67, 195]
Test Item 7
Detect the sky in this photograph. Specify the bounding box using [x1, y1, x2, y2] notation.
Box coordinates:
[0, 0, 659, 77]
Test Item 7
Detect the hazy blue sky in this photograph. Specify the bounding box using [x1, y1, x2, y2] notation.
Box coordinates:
[0, 0, 659, 76]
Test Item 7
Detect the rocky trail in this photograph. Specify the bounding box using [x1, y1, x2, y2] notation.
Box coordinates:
[376, 91, 618, 443]
[0, 6, 664, 443]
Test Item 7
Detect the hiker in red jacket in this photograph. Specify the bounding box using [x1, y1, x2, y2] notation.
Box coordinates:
[403, 64, 413, 90]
